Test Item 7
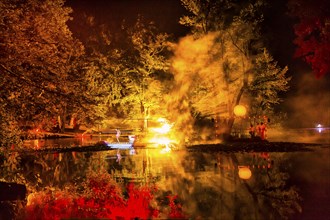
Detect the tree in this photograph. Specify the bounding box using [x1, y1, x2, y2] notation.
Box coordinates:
[118, 17, 172, 130]
[288, 0, 330, 78]
[67, 12, 173, 131]
[247, 50, 290, 114]
[178, 0, 290, 138]
[0, 0, 91, 140]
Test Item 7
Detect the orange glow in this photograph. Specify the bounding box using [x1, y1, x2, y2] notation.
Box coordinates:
[151, 123, 172, 134]
[144, 118, 177, 150]
[234, 105, 247, 117]
[148, 136, 171, 146]
[160, 145, 172, 154]
[238, 166, 252, 180]
[27, 193, 34, 206]
[149, 118, 172, 134]
[33, 139, 40, 149]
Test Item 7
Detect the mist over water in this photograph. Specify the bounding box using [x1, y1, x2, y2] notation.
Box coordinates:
[285, 73, 330, 128]
[270, 73, 330, 143]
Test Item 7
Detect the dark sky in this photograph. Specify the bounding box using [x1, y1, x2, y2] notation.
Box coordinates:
[66, 0, 189, 38]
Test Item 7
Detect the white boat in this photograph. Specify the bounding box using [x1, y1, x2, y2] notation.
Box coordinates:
[105, 142, 134, 149]
[103, 135, 136, 149]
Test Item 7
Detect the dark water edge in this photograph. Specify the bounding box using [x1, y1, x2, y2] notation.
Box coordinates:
[288, 148, 330, 220]
[16, 140, 328, 154]
[186, 141, 328, 152]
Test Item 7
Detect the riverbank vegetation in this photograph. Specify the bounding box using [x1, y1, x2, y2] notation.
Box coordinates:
[1, 0, 293, 148]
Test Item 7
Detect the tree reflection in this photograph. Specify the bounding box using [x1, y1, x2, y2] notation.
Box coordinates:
[0, 148, 303, 219]
[0, 150, 186, 219]
[157, 151, 302, 219]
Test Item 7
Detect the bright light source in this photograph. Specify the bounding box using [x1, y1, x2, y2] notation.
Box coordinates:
[157, 118, 167, 123]
[145, 117, 177, 151]
[316, 124, 323, 133]
[160, 145, 171, 154]
[234, 105, 247, 117]
[238, 166, 252, 180]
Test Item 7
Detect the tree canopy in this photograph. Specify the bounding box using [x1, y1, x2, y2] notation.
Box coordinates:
[177, 0, 290, 136]
[0, 0, 294, 146]
[0, 0, 89, 144]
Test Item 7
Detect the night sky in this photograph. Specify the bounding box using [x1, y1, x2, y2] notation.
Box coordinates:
[66, 0, 189, 38]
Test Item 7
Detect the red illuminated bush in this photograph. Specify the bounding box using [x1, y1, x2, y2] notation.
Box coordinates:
[23, 172, 186, 219]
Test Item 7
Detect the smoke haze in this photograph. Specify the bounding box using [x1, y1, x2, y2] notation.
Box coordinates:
[269, 73, 330, 143]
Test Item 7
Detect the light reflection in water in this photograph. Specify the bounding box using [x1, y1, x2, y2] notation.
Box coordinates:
[1, 139, 329, 219]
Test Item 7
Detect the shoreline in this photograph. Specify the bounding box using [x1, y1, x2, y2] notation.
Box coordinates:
[8, 140, 329, 154]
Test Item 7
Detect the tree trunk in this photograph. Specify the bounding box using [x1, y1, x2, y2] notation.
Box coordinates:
[59, 115, 66, 133]
[58, 105, 67, 133]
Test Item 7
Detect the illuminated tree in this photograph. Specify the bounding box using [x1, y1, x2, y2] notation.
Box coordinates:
[68, 14, 172, 131]
[118, 17, 172, 130]
[0, 0, 88, 137]
[288, 0, 330, 78]
[179, 0, 290, 137]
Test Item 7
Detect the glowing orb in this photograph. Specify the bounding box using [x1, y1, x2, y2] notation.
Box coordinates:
[238, 167, 252, 180]
[234, 105, 247, 117]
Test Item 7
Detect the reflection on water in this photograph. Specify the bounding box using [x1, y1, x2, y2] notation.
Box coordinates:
[23, 136, 104, 149]
[1, 138, 329, 219]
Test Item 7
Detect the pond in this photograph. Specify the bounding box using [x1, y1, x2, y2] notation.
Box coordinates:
[1, 137, 329, 219]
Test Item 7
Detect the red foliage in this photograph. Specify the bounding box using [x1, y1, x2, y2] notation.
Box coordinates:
[288, 0, 330, 78]
[167, 195, 186, 219]
[293, 18, 330, 78]
[23, 178, 186, 220]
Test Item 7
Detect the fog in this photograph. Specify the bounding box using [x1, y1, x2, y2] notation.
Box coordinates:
[166, 34, 223, 142]
[284, 73, 330, 129]
[165, 33, 330, 144]
[269, 73, 330, 143]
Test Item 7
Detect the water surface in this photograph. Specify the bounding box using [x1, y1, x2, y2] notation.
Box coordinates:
[1, 138, 329, 219]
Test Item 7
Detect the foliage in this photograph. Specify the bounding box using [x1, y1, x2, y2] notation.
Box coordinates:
[119, 16, 172, 123]
[0, 112, 22, 148]
[178, 0, 290, 135]
[248, 50, 291, 112]
[255, 161, 302, 220]
[0, 0, 90, 137]
[67, 13, 129, 126]
[287, 0, 330, 78]
[180, 0, 263, 35]
[180, 0, 236, 34]
[68, 14, 173, 129]
[21, 170, 186, 220]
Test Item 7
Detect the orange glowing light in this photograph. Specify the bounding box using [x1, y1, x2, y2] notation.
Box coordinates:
[160, 145, 172, 154]
[148, 137, 171, 146]
[238, 166, 252, 180]
[144, 117, 178, 151]
[151, 123, 171, 134]
[151, 118, 172, 134]
[234, 105, 247, 117]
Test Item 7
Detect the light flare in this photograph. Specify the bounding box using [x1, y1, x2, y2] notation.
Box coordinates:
[316, 124, 323, 133]
[151, 123, 172, 134]
[144, 118, 178, 151]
